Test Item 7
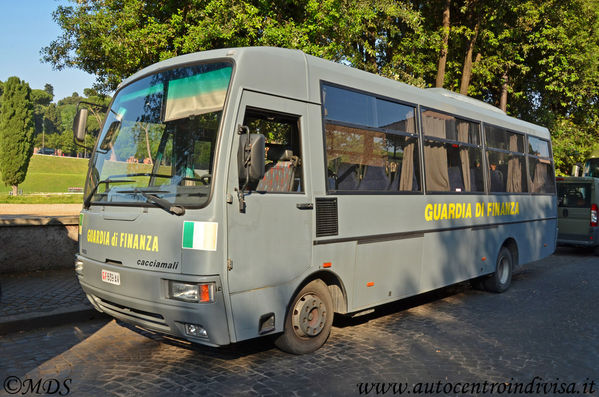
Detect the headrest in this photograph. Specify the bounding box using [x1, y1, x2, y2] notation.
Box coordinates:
[267, 145, 294, 161]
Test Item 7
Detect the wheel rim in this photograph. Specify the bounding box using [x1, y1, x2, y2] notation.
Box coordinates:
[497, 256, 509, 285]
[291, 293, 327, 338]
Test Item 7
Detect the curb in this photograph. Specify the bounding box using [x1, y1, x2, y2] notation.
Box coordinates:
[0, 304, 108, 335]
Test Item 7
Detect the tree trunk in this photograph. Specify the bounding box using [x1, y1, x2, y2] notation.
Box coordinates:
[12, 185, 18, 196]
[499, 72, 509, 112]
[143, 124, 153, 165]
[459, 20, 480, 96]
[436, 0, 451, 88]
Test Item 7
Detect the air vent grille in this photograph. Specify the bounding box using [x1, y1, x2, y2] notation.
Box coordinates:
[316, 197, 338, 237]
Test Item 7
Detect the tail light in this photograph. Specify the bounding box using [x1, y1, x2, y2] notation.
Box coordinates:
[591, 204, 598, 227]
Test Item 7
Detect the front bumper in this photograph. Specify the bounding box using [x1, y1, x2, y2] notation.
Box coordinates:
[76, 255, 231, 347]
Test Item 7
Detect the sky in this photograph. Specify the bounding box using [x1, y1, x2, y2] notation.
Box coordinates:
[0, 1, 97, 102]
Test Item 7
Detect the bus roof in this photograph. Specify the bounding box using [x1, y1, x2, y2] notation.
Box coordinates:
[119, 47, 550, 140]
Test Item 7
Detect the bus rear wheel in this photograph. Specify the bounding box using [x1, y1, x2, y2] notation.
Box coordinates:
[275, 279, 333, 354]
[484, 246, 513, 293]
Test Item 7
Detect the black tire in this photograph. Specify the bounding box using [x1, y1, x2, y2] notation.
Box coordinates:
[275, 279, 334, 354]
[483, 246, 513, 293]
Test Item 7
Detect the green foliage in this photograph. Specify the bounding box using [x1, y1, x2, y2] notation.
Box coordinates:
[43, 103, 60, 136]
[44, 84, 54, 97]
[551, 117, 597, 176]
[0, 77, 35, 193]
[42, 0, 425, 91]
[42, 0, 599, 173]
[31, 89, 53, 106]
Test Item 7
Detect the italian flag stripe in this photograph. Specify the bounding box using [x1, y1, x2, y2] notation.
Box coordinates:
[182, 221, 218, 251]
[182, 221, 195, 248]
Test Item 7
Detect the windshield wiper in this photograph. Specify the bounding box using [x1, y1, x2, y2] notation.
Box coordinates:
[109, 172, 173, 179]
[122, 188, 185, 216]
[83, 178, 134, 209]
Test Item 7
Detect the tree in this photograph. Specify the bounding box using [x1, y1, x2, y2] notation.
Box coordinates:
[31, 89, 54, 138]
[42, 0, 426, 92]
[44, 83, 54, 97]
[43, 103, 60, 138]
[435, 0, 451, 88]
[42, 0, 599, 172]
[0, 77, 35, 195]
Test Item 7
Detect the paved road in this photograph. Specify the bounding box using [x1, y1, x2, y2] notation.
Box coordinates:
[1, 248, 598, 396]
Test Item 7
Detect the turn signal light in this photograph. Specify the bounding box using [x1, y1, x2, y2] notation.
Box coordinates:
[199, 284, 213, 303]
[591, 204, 598, 227]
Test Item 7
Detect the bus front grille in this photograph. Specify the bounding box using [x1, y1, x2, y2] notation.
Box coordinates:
[95, 297, 170, 330]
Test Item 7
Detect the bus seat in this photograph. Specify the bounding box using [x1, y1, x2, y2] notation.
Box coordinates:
[448, 166, 464, 192]
[256, 146, 297, 192]
[359, 166, 389, 190]
[336, 163, 360, 190]
[470, 167, 483, 192]
[389, 164, 400, 191]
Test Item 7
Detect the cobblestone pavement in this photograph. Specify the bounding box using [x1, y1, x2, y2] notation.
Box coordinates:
[1, 248, 598, 396]
[0, 269, 91, 318]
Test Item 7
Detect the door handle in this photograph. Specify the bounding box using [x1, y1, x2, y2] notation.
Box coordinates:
[296, 203, 314, 210]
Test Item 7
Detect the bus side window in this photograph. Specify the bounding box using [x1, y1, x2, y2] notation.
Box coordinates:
[421, 109, 483, 193]
[485, 127, 528, 193]
[322, 84, 420, 193]
[241, 109, 304, 193]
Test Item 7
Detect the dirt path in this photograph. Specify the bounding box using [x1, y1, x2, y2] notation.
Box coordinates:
[0, 204, 82, 216]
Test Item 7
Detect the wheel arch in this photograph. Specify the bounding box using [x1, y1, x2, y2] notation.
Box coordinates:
[291, 270, 348, 315]
[503, 237, 519, 268]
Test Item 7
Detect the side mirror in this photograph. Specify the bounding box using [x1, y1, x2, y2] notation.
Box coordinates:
[73, 108, 89, 142]
[238, 133, 265, 185]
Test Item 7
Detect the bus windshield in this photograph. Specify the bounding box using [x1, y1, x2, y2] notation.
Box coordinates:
[86, 62, 233, 208]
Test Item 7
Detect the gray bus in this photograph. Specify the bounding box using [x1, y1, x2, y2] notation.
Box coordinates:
[73, 47, 557, 354]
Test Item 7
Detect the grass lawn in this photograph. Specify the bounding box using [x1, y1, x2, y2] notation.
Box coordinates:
[0, 154, 88, 203]
[0, 154, 88, 194]
[0, 193, 83, 204]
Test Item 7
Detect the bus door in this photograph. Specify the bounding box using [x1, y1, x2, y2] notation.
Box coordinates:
[226, 91, 313, 340]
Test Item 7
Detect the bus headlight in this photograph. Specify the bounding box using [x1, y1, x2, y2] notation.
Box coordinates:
[168, 281, 215, 303]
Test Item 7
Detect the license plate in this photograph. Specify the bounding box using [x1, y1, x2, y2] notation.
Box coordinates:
[101, 269, 121, 285]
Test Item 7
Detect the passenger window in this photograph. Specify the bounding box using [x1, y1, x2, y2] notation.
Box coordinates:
[322, 84, 420, 193]
[484, 126, 527, 193]
[486, 150, 527, 193]
[486, 125, 524, 152]
[527, 136, 555, 194]
[421, 109, 483, 193]
[241, 109, 304, 193]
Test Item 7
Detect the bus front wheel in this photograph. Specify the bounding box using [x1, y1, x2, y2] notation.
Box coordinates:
[275, 279, 333, 354]
[484, 246, 513, 293]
